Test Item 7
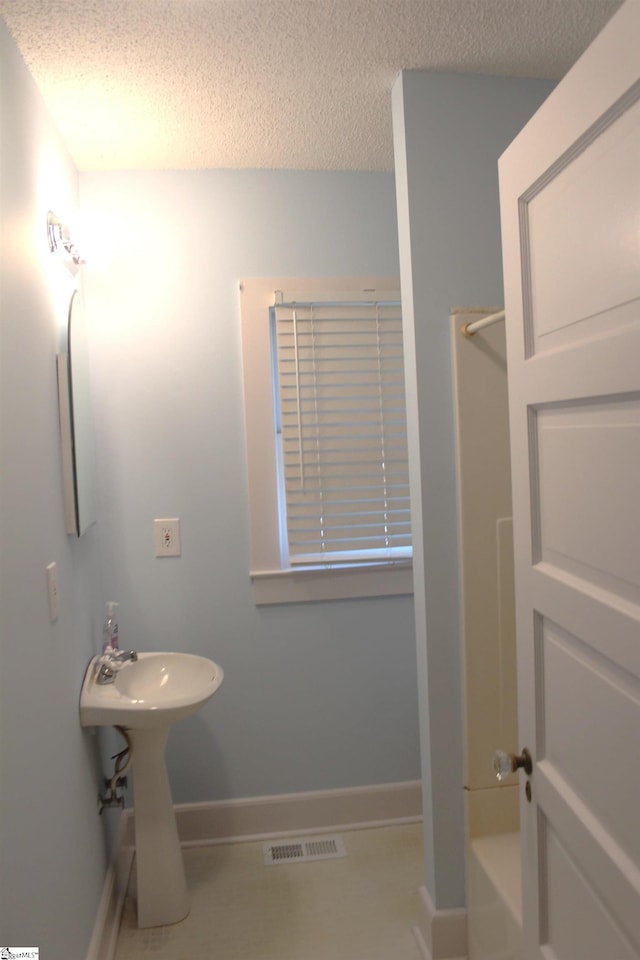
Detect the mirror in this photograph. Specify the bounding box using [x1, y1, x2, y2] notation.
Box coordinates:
[57, 287, 97, 536]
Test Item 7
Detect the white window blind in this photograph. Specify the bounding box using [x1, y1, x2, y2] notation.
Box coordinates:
[272, 295, 412, 566]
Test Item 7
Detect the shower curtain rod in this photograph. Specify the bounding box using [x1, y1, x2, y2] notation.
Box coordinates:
[462, 309, 505, 337]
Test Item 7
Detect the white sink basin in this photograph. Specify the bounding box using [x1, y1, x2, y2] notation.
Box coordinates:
[80, 651, 223, 729]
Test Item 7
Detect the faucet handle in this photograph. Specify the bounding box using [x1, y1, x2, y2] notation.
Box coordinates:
[96, 661, 116, 684]
[95, 650, 137, 684]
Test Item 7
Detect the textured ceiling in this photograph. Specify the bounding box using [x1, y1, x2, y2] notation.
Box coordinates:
[0, 0, 624, 171]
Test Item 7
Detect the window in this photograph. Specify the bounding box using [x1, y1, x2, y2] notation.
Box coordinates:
[240, 278, 413, 604]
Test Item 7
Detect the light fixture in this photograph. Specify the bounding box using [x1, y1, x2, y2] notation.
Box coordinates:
[47, 211, 85, 265]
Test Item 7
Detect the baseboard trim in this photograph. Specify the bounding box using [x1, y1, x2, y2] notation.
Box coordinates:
[85, 834, 134, 960]
[120, 779, 422, 847]
[88, 780, 421, 959]
[413, 924, 432, 959]
[415, 885, 467, 959]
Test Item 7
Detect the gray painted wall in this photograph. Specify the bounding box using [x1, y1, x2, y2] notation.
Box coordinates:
[392, 70, 555, 910]
[0, 17, 109, 957]
[79, 169, 421, 804]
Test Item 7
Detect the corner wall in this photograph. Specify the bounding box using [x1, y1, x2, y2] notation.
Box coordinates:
[0, 17, 108, 958]
[392, 70, 554, 911]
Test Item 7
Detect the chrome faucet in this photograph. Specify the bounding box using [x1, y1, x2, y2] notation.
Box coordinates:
[96, 649, 138, 685]
[110, 649, 138, 664]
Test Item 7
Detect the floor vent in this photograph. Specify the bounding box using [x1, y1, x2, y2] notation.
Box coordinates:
[263, 835, 347, 865]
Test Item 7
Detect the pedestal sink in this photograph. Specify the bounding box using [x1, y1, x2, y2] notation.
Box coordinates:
[80, 652, 223, 928]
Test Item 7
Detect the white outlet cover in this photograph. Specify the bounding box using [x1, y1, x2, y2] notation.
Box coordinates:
[46, 561, 59, 621]
[154, 518, 181, 557]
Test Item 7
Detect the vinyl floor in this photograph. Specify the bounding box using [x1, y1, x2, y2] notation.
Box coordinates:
[114, 821, 425, 960]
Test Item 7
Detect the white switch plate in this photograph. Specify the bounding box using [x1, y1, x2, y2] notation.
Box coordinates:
[46, 561, 59, 621]
[154, 518, 181, 557]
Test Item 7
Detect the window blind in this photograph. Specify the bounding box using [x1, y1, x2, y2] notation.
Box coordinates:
[272, 297, 412, 565]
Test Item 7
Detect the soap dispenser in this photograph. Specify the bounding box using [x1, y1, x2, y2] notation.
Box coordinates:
[102, 601, 120, 652]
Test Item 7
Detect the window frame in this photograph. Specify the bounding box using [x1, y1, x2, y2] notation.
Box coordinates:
[240, 277, 413, 605]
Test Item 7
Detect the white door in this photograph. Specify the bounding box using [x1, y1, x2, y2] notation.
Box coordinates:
[498, 1, 640, 957]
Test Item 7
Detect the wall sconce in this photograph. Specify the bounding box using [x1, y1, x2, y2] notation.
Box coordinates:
[47, 211, 85, 265]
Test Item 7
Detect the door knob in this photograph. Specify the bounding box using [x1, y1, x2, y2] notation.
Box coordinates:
[493, 748, 532, 781]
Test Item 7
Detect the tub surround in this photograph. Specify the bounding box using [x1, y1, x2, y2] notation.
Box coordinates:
[451, 310, 522, 959]
[467, 835, 522, 960]
[465, 785, 519, 841]
[451, 310, 518, 795]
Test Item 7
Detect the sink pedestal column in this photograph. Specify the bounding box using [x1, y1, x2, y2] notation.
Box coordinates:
[128, 727, 189, 928]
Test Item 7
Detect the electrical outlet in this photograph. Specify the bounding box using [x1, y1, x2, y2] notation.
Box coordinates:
[46, 561, 59, 621]
[154, 518, 181, 557]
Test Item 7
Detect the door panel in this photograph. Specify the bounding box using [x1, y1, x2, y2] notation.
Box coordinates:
[540, 615, 640, 861]
[534, 398, 640, 604]
[498, 1, 640, 956]
[535, 767, 640, 955]
[542, 819, 636, 960]
[526, 96, 640, 355]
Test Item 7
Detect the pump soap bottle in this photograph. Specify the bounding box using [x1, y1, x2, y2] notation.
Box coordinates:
[102, 601, 120, 653]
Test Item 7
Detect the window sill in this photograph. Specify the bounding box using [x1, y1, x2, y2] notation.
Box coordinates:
[250, 562, 414, 605]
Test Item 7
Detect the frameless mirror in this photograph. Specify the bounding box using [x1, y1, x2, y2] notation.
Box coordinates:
[57, 287, 97, 536]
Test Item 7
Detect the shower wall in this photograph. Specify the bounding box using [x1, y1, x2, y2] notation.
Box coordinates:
[451, 310, 519, 834]
[451, 309, 522, 958]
